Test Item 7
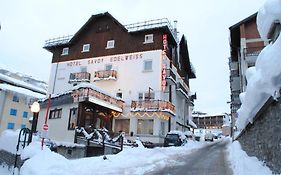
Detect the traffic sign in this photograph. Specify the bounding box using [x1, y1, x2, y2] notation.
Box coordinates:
[43, 124, 48, 131]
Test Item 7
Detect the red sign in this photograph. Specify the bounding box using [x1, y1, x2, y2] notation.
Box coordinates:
[163, 34, 167, 55]
[162, 64, 167, 91]
[43, 124, 48, 131]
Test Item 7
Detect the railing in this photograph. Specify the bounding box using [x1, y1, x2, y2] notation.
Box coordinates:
[71, 88, 124, 110]
[176, 82, 189, 97]
[44, 35, 73, 47]
[165, 68, 176, 83]
[230, 70, 239, 77]
[124, 18, 177, 41]
[93, 70, 117, 81]
[131, 100, 176, 114]
[69, 72, 91, 83]
[243, 47, 264, 57]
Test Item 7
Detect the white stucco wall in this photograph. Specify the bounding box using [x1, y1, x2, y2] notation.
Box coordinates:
[37, 103, 78, 142]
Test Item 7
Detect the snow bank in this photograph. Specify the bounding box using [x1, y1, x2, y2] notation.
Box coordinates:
[20, 141, 206, 175]
[236, 0, 281, 130]
[227, 141, 272, 175]
[0, 130, 20, 154]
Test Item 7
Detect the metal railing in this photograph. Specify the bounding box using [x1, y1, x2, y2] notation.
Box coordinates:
[131, 100, 175, 113]
[176, 82, 189, 97]
[69, 72, 91, 83]
[125, 18, 177, 41]
[243, 47, 264, 57]
[44, 35, 73, 47]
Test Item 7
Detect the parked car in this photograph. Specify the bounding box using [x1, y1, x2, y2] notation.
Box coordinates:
[183, 131, 195, 141]
[204, 132, 214, 142]
[164, 130, 187, 147]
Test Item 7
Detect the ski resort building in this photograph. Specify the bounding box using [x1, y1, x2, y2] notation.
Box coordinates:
[38, 12, 196, 149]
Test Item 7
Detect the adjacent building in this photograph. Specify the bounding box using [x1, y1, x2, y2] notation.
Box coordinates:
[228, 13, 268, 118]
[0, 67, 47, 133]
[38, 12, 196, 147]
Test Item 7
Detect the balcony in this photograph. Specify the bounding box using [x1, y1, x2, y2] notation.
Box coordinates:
[69, 72, 91, 83]
[244, 47, 264, 66]
[131, 100, 175, 115]
[93, 70, 117, 82]
[165, 68, 176, 85]
[176, 82, 189, 99]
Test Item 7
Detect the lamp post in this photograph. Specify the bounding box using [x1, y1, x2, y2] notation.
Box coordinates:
[28, 101, 40, 143]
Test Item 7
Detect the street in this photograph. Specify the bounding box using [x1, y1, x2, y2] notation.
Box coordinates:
[147, 140, 233, 175]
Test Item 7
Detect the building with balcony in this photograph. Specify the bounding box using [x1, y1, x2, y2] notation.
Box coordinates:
[0, 67, 47, 133]
[38, 12, 196, 148]
[228, 13, 268, 118]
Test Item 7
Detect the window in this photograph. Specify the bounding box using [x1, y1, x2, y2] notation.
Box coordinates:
[12, 95, 19, 102]
[105, 64, 112, 71]
[49, 108, 62, 119]
[144, 92, 155, 100]
[143, 60, 153, 71]
[10, 108, 17, 116]
[68, 108, 77, 130]
[144, 34, 153, 44]
[114, 119, 130, 133]
[116, 92, 122, 98]
[62, 47, 69, 55]
[160, 122, 165, 136]
[7, 123, 15, 129]
[137, 119, 153, 135]
[138, 93, 143, 100]
[23, 111, 28, 118]
[106, 40, 115, 49]
[21, 124, 26, 129]
[82, 44, 90, 52]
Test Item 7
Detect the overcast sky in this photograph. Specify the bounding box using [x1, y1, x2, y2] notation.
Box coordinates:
[0, 0, 266, 114]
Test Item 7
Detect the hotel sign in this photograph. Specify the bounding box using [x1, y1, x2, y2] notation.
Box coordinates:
[161, 64, 167, 91]
[163, 34, 167, 55]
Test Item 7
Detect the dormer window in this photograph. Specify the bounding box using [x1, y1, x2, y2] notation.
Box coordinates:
[82, 44, 90, 52]
[62, 47, 69, 55]
[144, 34, 153, 44]
[106, 40, 115, 49]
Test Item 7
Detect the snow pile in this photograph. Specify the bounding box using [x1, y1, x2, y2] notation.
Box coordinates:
[0, 130, 21, 154]
[227, 141, 272, 175]
[20, 141, 206, 175]
[236, 0, 281, 130]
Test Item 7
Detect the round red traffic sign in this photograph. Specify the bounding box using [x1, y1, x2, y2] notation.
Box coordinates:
[43, 124, 48, 131]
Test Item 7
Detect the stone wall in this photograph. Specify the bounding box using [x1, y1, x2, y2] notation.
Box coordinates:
[236, 97, 281, 174]
[0, 150, 25, 169]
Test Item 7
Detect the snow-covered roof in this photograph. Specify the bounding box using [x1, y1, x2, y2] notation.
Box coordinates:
[0, 72, 47, 94]
[0, 83, 46, 99]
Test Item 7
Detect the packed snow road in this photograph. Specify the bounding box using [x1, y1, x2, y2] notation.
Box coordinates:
[147, 140, 232, 175]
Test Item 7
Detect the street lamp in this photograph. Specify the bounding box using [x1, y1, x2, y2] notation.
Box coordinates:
[28, 101, 40, 143]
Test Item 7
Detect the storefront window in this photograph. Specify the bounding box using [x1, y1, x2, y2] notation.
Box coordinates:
[137, 119, 153, 135]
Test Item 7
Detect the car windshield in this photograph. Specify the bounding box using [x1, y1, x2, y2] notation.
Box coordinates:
[166, 134, 179, 140]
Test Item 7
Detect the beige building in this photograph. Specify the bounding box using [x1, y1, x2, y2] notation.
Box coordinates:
[0, 68, 47, 133]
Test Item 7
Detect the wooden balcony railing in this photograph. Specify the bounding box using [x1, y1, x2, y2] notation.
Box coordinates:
[69, 72, 91, 83]
[93, 70, 117, 81]
[71, 88, 124, 110]
[131, 100, 175, 114]
[176, 82, 189, 97]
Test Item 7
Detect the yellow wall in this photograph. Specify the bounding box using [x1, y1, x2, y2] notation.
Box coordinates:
[0, 91, 32, 133]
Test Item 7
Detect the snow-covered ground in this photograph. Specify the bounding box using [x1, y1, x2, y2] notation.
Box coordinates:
[0, 130, 273, 175]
